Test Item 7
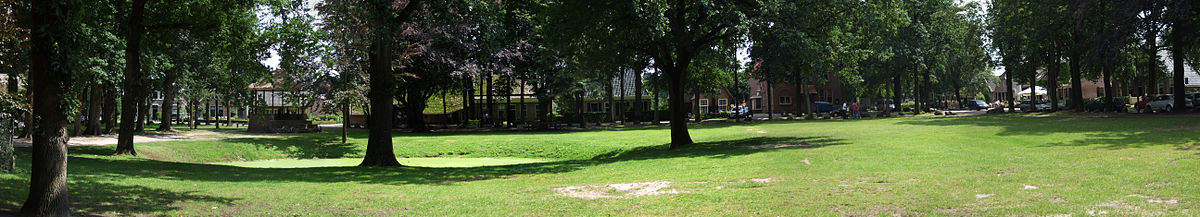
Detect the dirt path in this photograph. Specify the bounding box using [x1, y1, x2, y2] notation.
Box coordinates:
[13, 130, 278, 148]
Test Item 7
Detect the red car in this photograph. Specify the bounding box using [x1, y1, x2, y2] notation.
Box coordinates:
[1136, 94, 1158, 112]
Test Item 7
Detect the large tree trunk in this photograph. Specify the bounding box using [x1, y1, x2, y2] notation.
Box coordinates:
[618, 69, 625, 124]
[609, 77, 617, 124]
[404, 87, 429, 133]
[1170, 32, 1187, 112]
[892, 74, 902, 115]
[518, 81, 525, 126]
[214, 99, 221, 129]
[342, 102, 349, 143]
[103, 86, 117, 134]
[86, 83, 103, 135]
[633, 71, 643, 125]
[766, 79, 773, 119]
[576, 91, 584, 128]
[693, 83, 701, 122]
[359, 33, 401, 167]
[114, 0, 147, 156]
[486, 72, 495, 127]
[1069, 54, 1084, 111]
[463, 77, 471, 127]
[667, 67, 694, 148]
[157, 68, 177, 131]
[1103, 63, 1115, 112]
[537, 96, 552, 129]
[1029, 69, 1037, 112]
[1005, 67, 1015, 112]
[795, 73, 803, 115]
[136, 97, 147, 132]
[653, 88, 660, 124]
[912, 67, 921, 114]
[72, 91, 83, 136]
[1047, 54, 1061, 111]
[505, 78, 512, 127]
[21, 0, 72, 214]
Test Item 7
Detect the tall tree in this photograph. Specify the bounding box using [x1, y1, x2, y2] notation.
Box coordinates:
[22, 0, 77, 214]
[546, 0, 758, 148]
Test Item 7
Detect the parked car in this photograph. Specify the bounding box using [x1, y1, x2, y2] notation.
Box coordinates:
[814, 101, 847, 117]
[1018, 100, 1050, 112]
[963, 99, 990, 111]
[1147, 94, 1192, 113]
[1136, 94, 1158, 112]
[728, 106, 751, 120]
[1084, 97, 1130, 112]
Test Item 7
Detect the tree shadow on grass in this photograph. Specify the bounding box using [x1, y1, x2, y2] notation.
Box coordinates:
[222, 137, 362, 159]
[896, 115, 1200, 150]
[58, 136, 845, 186]
[0, 177, 236, 216]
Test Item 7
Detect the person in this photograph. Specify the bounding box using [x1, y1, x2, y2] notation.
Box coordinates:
[850, 102, 860, 119]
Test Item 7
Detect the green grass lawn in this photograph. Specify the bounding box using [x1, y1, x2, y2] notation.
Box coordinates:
[2, 114, 1199, 216]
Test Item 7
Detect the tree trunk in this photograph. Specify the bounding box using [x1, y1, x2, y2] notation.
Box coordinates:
[618, 69, 626, 124]
[766, 79, 773, 119]
[1005, 67, 1015, 112]
[609, 77, 617, 124]
[72, 91, 83, 136]
[103, 86, 116, 134]
[505, 77, 512, 128]
[633, 71, 643, 125]
[114, 0, 147, 156]
[443, 89, 449, 129]
[1103, 63, 1115, 112]
[576, 91, 584, 128]
[1047, 54, 1061, 111]
[157, 68, 177, 131]
[892, 74, 902, 115]
[1069, 54, 1084, 111]
[667, 68, 694, 148]
[136, 97, 147, 132]
[86, 83, 103, 135]
[953, 84, 962, 109]
[653, 88, 661, 124]
[214, 99, 221, 129]
[342, 102, 349, 144]
[693, 83, 701, 122]
[912, 67, 921, 114]
[21, 0, 72, 213]
[463, 77, 471, 127]
[804, 78, 814, 118]
[1170, 30, 1187, 112]
[404, 87, 429, 133]
[486, 72, 495, 127]
[1029, 69, 1037, 112]
[795, 73, 803, 115]
[923, 70, 932, 111]
[359, 32, 401, 167]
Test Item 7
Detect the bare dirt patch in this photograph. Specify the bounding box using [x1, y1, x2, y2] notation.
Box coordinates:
[552, 178, 776, 200]
[552, 181, 686, 200]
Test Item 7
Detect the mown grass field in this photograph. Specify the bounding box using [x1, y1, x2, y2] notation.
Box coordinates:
[2, 114, 1199, 216]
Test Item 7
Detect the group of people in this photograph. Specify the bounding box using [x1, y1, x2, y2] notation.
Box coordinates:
[840, 101, 861, 119]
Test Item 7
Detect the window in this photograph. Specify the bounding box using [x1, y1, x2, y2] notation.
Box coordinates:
[718, 99, 728, 110]
[588, 103, 601, 112]
[752, 98, 762, 110]
[779, 96, 792, 105]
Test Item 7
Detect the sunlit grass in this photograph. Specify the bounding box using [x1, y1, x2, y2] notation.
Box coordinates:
[2, 114, 1199, 216]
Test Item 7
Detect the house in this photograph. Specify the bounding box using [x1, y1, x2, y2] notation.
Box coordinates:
[245, 72, 321, 133]
[696, 72, 846, 117]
